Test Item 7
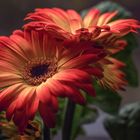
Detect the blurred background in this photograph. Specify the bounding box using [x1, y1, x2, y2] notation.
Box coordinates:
[0, 0, 140, 140]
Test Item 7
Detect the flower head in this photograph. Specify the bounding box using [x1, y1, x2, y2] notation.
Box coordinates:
[25, 8, 140, 42]
[0, 29, 106, 132]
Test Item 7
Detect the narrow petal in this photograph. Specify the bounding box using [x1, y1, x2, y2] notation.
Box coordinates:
[83, 66, 103, 78]
[97, 11, 118, 26]
[83, 9, 100, 27]
[75, 83, 96, 97]
[6, 99, 17, 121]
[59, 54, 99, 69]
[49, 95, 58, 113]
[0, 83, 24, 111]
[26, 93, 39, 120]
[53, 69, 91, 83]
[0, 36, 29, 62]
[46, 78, 66, 97]
[39, 102, 56, 128]
[0, 73, 22, 88]
[15, 87, 35, 110]
[36, 83, 52, 104]
[69, 19, 82, 34]
[13, 108, 28, 133]
[61, 83, 86, 104]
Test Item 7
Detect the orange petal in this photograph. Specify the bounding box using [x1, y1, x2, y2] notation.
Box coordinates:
[83, 9, 100, 28]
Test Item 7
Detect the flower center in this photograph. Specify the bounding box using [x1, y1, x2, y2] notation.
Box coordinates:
[23, 58, 57, 86]
[30, 64, 49, 77]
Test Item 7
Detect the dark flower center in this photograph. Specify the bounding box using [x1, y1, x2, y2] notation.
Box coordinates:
[30, 64, 49, 78]
[23, 58, 57, 86]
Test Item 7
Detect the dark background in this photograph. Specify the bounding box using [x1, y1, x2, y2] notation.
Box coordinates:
[0, 0, 140, 35]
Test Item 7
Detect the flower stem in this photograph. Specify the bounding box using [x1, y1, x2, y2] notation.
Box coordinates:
[43, 125, 51, 140]
[62, 100, 76, 140]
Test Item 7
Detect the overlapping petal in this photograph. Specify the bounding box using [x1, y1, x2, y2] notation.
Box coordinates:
[98, 57, 127, 90]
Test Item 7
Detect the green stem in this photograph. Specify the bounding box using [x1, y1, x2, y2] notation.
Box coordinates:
[43, 125, 51, 140]
[62, 100, 76, 140]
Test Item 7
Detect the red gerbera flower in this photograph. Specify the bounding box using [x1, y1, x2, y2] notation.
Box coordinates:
[25, 8, 140, 42]
[0, 29, 106, 132]
[24, 8, 140, 90]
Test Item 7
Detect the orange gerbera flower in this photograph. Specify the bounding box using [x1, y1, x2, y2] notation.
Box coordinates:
[0, 29, 106, 132]
[24, 8, 140, 90]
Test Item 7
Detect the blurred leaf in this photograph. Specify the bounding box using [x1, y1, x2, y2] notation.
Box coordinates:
[104, 102, 140, 140]
[87, 82, 121, 114]
[93, 1, 131, 18]
[82, 1, 131, 18]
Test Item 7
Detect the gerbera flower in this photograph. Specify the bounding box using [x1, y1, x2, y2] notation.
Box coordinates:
[24, 8, 140, 90]
[24, 8, 140, 42]
[0, 29, 106, 132]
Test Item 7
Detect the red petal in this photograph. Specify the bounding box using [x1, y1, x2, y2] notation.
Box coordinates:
[13, 108, 28, 133]
[53, 69, 91, 83]
[47, 78, 66, 97]
[6, 99, 17, 121]
[36, 83, 52, 104]
[39, 102, 56, 128]
[50, 95, 58, 113]
[0, 83, 23, 111]
[75, 83, 96, 97]
[60, 54, 99, 69]
[26, 93, 39, 120]
[97, 11, 118, 26]
[83, 9, 100, 27]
